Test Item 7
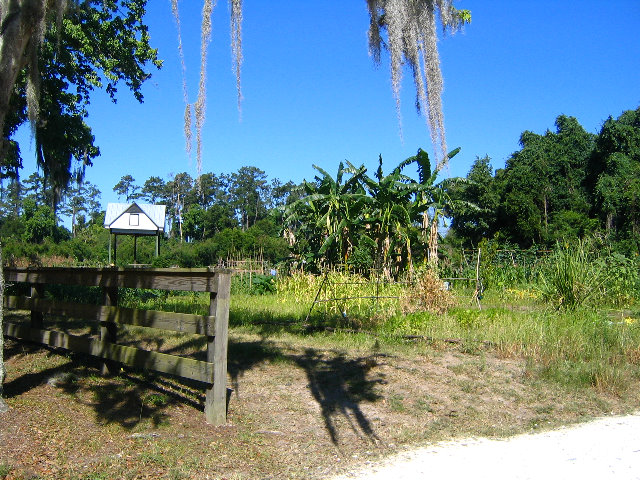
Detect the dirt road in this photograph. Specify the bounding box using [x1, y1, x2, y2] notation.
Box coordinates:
[330, 413, 640, 480]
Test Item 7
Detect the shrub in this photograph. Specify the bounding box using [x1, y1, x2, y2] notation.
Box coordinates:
[601, 252, 640, 306]
[401, 269, 456, 314]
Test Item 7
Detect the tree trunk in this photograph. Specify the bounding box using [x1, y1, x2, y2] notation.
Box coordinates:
[428, 214, 439, 268]
[0, 0, 48, 156]
[0, 241, 8, 413]
[543, 194, 548, 233]
[606, 212, 613, 232]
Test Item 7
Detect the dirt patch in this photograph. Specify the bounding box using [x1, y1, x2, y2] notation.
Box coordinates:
[1, 332, 639, 479]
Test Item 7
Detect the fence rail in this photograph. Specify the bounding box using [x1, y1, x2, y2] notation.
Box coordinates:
[2, 266, 231, 425]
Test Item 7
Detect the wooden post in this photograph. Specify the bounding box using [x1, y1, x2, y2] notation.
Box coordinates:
[133, 235, 138, 264]
[30, 284, 45, 329]
[113, 234, 118, 265]
[101, 286, 119, 375]
[205, 270, 231, 425]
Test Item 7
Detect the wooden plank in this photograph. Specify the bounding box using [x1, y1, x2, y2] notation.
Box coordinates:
[4, 267, 233, 292]
[3, 296, 214, 335]
[3, 322, 213, 384]
[205, 271, 231, 425]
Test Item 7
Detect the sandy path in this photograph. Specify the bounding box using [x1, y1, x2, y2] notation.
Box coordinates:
[330, 414, 640, 480]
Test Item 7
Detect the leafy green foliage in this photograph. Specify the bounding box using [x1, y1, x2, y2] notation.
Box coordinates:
[2, 0, 161, 206]
[448, 108, 640, 254]
[22, 199, 64, 243]
[283, 149, 463, 274]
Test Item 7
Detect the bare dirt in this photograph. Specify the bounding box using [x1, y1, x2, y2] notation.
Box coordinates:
[1, 331, 639, 479]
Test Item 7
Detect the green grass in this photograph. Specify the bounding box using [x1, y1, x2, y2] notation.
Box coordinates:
[114, 265, 640, 397]
[0, 464, 11, 479]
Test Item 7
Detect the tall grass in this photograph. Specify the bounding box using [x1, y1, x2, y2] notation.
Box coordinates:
[275, 272, 406, 328]
[537, 239, 640, 309]
[118, 254, 639, 394]
[537, 239, 605, 309]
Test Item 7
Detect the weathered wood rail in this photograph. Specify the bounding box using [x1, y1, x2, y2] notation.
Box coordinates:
[2, 266, 231, 425]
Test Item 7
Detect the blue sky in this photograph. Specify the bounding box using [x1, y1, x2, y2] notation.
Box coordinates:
[16, 0, 640, 213]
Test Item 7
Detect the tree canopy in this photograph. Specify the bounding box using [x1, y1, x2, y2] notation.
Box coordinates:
[447, 107, 640, 254]
[0, 0, 161, 202]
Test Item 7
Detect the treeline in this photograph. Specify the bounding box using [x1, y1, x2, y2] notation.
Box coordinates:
[110, 166, 296, 241]
[1, 107, 638, 271]
[0, 166, 297, 266]
[447, 107, 640, 255]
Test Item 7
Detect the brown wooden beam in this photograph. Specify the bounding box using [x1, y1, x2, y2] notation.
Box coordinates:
[4, 296, 215, 335]
[4, 267, 232, 292]
[3, 322, 213, 384]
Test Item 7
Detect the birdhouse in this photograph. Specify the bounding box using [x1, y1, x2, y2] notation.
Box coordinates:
[104, 202, 166, 264]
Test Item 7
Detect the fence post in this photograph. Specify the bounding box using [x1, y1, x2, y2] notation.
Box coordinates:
[205, 270, 231, 425]
[101, 285, 119, 375]
[30, 284, 45, 329]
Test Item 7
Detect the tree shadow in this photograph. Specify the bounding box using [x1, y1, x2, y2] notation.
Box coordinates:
[295, 348, 383, 445]
[225, 334, 385, 445]
[3, 357, 75, 399]
[80, 378, 173, 429]
[2, 340, 191, 430]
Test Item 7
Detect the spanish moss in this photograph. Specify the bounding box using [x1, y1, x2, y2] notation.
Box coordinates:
[367, 0, 468, 170]
[230, 0, 243, 119]
[195, 0, 216, 176]
[171, 0, 193, 159]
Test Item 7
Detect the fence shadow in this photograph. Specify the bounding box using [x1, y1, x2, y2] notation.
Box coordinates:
[4, 322, 385, 442]
[2, 339, 196, 430]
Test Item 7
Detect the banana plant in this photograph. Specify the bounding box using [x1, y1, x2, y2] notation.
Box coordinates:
[283, 161, 369, 268]
[361, 154, 421, 278]
[401, 147, 462, 268]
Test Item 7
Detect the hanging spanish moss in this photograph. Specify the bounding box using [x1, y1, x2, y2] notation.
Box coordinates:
[230, 0, 243, 119]
[24, 0, 68, 137]
[54, 0, 68, 51]
[195, 0, 216, 176]
[26, 0, 47, 135]
[366, 0, 468, 170]
[170, 0, 193, 159]
[173, 0, 244, 178]
[174, 1, 463, 174]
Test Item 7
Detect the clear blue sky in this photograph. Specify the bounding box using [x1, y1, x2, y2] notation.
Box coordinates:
[16, 0, 640, 213]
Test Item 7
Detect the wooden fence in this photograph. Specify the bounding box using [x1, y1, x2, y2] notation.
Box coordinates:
[1, 266, 231, 425]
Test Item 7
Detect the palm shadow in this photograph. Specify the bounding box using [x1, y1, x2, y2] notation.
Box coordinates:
[295, 348, 383, 444]
[225, 332, 385, 445]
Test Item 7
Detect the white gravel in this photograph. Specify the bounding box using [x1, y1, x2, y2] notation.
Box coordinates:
[330, 413, 640, 480]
